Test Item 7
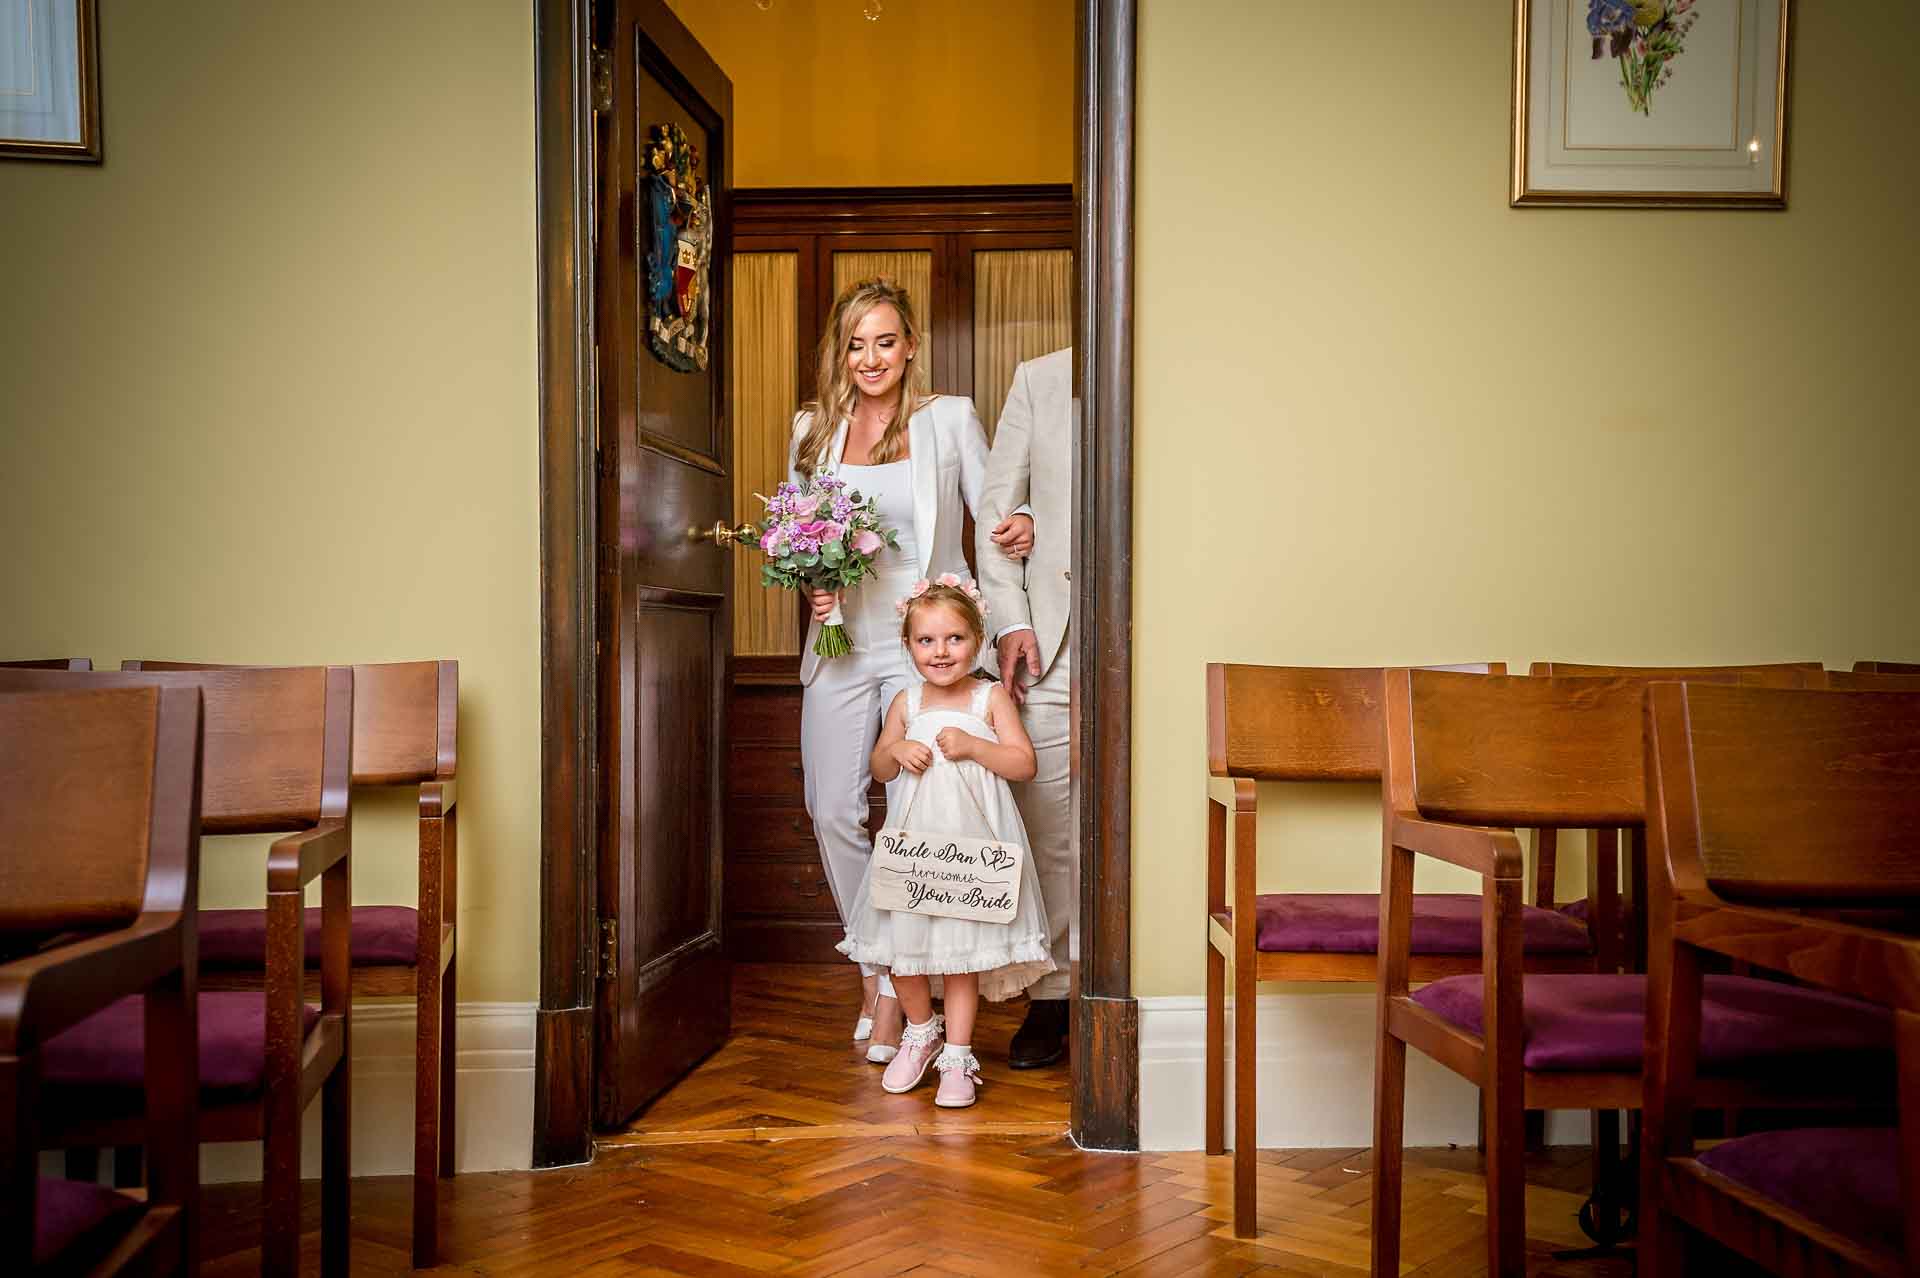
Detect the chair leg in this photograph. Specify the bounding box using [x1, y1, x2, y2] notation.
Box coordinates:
[1483, 1076, 1527, 1277]
[439, 950, 456, 1179]
[265, 892, 305, 1278]
[64, 1147, 101, 1182]
[322, 1025, 351, 1278]
[1231, 951, 1256, 1238]
[1204, 938, 1225, 1157]
[1369, 1026, 1407, 1277]
[414, 961, 443, 1268]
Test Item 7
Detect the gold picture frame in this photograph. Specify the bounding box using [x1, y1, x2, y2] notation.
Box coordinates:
[1, 0, 102, 163]
[1511, 0, 1791, 208]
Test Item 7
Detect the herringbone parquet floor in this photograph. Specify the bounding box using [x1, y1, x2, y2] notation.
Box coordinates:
[197, 966, 1650, 1276]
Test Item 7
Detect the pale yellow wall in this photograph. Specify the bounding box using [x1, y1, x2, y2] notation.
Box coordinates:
[664, 0, 1074, 187]
[1133, 1, 1920, 998]
[0, 2, 541, 1002]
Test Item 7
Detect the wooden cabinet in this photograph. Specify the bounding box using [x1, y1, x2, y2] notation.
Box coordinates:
[724, 656, 883, 962]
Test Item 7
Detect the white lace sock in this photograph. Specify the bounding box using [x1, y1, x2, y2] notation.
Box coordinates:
[935, 1043, 980, 1074]
[901, 1016, 944, 1048]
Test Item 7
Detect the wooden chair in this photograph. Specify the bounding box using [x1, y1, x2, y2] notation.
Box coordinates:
[1203, 663, 1604, 1238]
[0, 658, 93, 670]
[1641, 680, 1920, 1277]
[1854, 660, 1920, 675]
[1525, 662, 1823, 971]
[1, 683, 202, 1275]
[0, 665, 356, 1278]
[1370, 670, 1894, 1278]
[127, 659, 458, 1267]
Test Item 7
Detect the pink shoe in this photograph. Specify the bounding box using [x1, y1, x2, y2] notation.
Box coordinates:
[881, 1016, 944, 1093]
[933, 1047, 981, 1108]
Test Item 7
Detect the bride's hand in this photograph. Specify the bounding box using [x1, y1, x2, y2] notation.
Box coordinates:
[934, 727, 977, 762]
[890, 741, 934, 774]
[807, 588, 838, 621]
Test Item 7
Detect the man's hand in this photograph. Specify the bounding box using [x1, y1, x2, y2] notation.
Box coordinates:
[997, 629, 1043, 704]
[989, 513, 1034, 559]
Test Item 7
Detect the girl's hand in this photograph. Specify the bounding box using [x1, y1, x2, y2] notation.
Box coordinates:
[807, 588, 838, 621]
[890, 741, 934, 775]
[934, 727, 977, 762]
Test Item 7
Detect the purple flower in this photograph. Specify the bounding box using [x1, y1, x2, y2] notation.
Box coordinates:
[1587, 0, 1635, 36]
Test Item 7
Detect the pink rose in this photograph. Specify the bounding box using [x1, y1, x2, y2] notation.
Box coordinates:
[819, 521, 847, 545]
[795, 520, 832, 541]
[789, 493, 822, 518]
[851, 528, 884, 556]
[935, 572, 963, 589]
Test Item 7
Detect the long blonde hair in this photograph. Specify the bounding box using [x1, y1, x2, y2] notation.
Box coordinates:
[794, 277, 930, 477]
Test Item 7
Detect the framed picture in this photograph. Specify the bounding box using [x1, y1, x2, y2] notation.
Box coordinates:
[1, 0, 101, 163]
[1512, 0, 1791, 207]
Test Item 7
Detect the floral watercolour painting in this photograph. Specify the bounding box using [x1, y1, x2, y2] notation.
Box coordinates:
[1512, 0, 1791, 207]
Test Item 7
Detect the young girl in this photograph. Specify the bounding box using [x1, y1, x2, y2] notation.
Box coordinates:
[837, 577, 1055, 1108]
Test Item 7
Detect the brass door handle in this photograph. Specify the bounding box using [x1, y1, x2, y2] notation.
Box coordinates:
[690, 520, 759, 547]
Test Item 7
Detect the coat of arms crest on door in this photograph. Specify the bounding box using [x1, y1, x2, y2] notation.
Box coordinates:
[641, 123, 712, 373]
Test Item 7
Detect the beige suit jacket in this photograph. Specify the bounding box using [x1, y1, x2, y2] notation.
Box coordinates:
[975, 347, 1072, 678]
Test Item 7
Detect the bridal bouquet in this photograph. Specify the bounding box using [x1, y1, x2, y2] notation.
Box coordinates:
[752, 475, 901, 659]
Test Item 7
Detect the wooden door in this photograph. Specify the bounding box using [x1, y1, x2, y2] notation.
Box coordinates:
[593, 0, 734, 1127]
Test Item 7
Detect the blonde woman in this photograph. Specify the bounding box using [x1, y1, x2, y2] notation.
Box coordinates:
[789, 278, 1030, 1059]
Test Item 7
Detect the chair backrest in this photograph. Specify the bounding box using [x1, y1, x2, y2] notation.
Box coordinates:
[1207, 663, 1502, 782]
[1392, 667, 1783, 827]
[0, 657, 93, 671]
[0, 666, 351, 834]
[1855, 660, 1920, 675]
[1646, 682, 1920, 905]
[1826, 669, 1920, 692]
[1529, 660, 1821, 687]
[125, 660, 456, 785]
[0, 685, 201, 943]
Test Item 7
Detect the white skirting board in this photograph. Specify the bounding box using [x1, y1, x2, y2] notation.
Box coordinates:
[191, 1001, 537, 1183]
[1138, 994, 1591, 1151]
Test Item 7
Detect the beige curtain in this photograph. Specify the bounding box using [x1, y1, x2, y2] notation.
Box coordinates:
[730, 252, 801, 656]
[972, 249, 1072, 440]
[831, 251, 935, 379]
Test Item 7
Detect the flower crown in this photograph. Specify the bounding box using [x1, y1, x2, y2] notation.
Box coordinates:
[894, 572, 990, 619]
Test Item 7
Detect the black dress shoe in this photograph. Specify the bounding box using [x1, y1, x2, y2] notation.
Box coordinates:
[1008, 998, 1069, 1069]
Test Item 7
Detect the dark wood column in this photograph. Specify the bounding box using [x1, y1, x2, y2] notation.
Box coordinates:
[1072, 0, 1140, 1152]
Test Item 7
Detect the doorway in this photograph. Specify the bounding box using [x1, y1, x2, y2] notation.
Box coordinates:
[531, 0, 1138, 1165]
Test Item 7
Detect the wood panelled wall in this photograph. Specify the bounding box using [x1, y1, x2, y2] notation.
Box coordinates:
[725, 185, 1073, 961]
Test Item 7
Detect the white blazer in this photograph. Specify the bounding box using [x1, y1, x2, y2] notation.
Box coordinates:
[788, 395, 990, 687]
[975, 348, 1073, 678]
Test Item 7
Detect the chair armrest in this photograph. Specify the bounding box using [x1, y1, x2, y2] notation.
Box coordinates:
[1388, 812, 1523, 879]
[1207, 774, 1255, 812]
[267, 819, 350, 892]
[0, 917, 181, 1053]
[1674, 896, 1920, 1014]
[420, 778, 456, 818]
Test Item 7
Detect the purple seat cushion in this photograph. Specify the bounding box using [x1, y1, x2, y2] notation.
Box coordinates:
[1411, 974, 1891, 1072]
[1698, 1127, 1901, 1255]
[199, 904, 419, 968]
[35, 1178, 143, 1269]
[42, 992, 322, 1102]
[1244, 893, 1592, 955]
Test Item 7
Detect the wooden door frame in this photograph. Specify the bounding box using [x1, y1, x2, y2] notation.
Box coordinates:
[532, 0, 1138, 1166]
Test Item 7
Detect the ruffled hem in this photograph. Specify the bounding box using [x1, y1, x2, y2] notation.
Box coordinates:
[836, 934, 1055, 1002]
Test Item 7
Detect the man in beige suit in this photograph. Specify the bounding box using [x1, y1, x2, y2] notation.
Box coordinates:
[976, 347, 1074, 1068]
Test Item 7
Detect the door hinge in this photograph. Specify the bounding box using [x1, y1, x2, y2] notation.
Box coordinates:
[591, 48, 614, 116]
[597, 916, 617, 980]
